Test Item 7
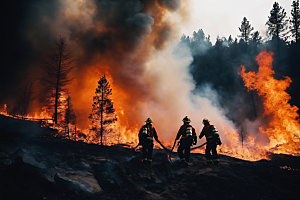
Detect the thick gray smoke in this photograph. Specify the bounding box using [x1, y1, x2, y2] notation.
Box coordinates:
[142, 38, 245, 152]
[1, 0, 183, 128]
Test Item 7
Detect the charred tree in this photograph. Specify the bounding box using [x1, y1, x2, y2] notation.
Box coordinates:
[64, 94, 76, 139]
[74, 123, 77, 141]
[290, 0, 300, 43]
[40, 37, 72, 124]
[266, 2, 288, 41]
[238, 17, 254, 44]
[10, 81, 33, 118]
[89, 75, 117, 145]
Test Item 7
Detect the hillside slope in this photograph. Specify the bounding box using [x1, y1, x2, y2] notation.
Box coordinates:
[0, 115, 299, 200]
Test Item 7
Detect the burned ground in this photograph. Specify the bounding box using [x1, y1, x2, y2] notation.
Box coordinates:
[0, 114, 299, 200]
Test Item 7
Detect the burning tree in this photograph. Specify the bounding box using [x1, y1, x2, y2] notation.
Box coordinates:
[89, 75, 117, 145]
[40, 37, 73, 124]
[64, 94, 76, 139]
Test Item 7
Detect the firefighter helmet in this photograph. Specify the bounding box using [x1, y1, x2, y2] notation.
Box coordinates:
[145, 117, 152, 124]
[202, 118, 210, 125]
[182, 116, 191, 123]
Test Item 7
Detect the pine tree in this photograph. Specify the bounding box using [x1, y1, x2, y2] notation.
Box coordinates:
[266, 2, 288, 40]
[89, 75, 117, 145]
[11, 81, 33, 117]
[238, 17, 254, 43]
[290, 0, 300, 42]
[249, 31, 262, 56]
[251, 31, 263, 45]
[64, 94, 76, 139]
[40, 36, 73, 124]
[228, 35, 233, 45]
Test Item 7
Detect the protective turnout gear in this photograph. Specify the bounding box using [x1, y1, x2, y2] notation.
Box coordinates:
[138, 120, 159, 164]
[176, 120, 197, 163]
[211, 125, 222, 145]
[199, 121, 222, 164]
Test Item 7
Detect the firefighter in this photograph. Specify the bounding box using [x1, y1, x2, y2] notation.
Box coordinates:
[138, 118, 159, 164]
[175, 116, 197, 164]
[199, 118, 222, 165]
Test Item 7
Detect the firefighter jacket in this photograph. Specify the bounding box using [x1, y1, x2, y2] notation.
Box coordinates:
[176, 124, 197, 143]
[199, 124, 222, 145]
[138, 124, 159, 143]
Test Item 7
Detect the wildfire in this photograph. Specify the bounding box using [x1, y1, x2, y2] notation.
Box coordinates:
[240, 51, 300, 156]
[1, 50, 299, 161]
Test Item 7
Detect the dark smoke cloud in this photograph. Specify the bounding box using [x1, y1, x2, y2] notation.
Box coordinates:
[158, 0, 180, 10]
[0, 0, 170, 94]
[71, 0, 154, 63]
[1, 0, 183, 129]
[1, 0, 61, 105]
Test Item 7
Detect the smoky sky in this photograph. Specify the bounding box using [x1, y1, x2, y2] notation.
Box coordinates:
[1, 0, 61, 103]
[1, 0, 181, 105]
[71, 0, 154, 63]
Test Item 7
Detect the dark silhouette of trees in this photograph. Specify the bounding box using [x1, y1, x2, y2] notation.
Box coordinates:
[251, 31, 263, 45]
[290, 0, 300, 43]
[89, 75, 117, 145]
[228, 35, 234, 45]
[10, 82, 33, 118]
[249, 31, 263, 55]
[238, 17, 254, 43]
[64, 94, 76, 139]
[179, 29, 212, 56]
[40, 37, 73, 124]
[266, 2, 288, 41]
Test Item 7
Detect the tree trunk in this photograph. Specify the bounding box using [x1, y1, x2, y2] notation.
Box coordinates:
[74, 123, 77, 141]
[250, 91, 257, 118]
[100, 85, 104, 145]
[296, 21, 299, 43]
[240, 126, 244, 148]
[67, 124, 70, 139]
[54, 46, 62, 124]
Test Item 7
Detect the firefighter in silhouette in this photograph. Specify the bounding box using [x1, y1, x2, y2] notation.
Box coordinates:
[199, 118, 222, 164]
[138, 118, 159, 164]
[175, 116, 197, 164]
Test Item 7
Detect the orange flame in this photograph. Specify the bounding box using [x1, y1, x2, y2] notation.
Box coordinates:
[240, 50, 300, 156]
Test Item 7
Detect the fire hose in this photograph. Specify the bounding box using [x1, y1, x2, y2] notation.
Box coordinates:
[133, 143, 141, 152]
[157, 140, 171, 153]
[190, 142, 207, 151]
[133, 140, 170, 153]
[168, 141, 207, 161]
[168, 138, 178, 162]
